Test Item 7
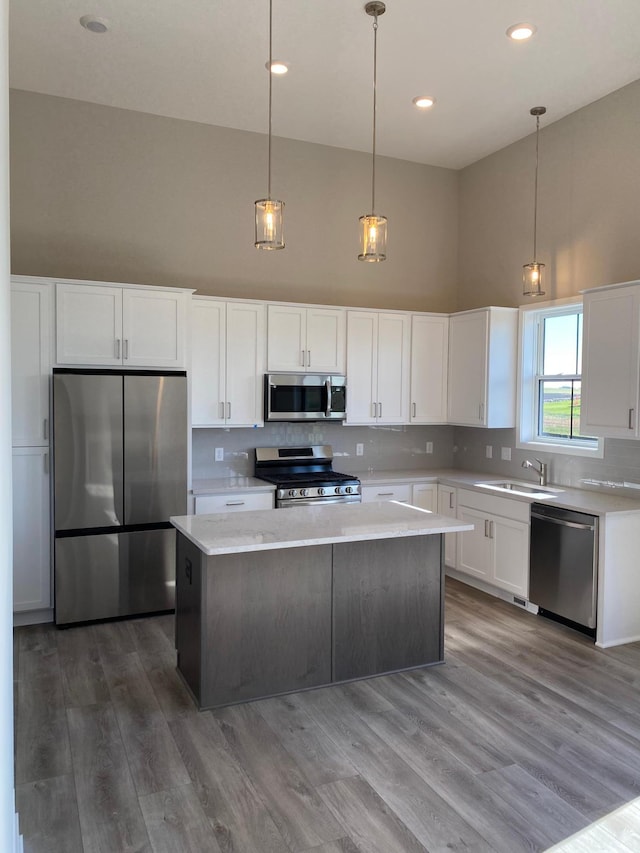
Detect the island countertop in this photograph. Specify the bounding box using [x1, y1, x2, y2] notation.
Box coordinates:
[171, 500, 473, 556]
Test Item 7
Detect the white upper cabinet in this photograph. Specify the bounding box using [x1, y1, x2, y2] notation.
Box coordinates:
[56, 281, 189, 368]
[447, 307, 518, 427]
[346, 311, 410, 424]
[582, 282, 640, 438]
[410, 314, 448, 424]
[11, 279, 51, 447]
[267, 304, 345, 373]
[191, 298, 265, 428]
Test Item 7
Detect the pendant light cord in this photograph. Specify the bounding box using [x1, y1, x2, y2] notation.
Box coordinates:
[533, 113, 540, 260]
[370, 13, 378, 215]
[267, 0, 273, 201]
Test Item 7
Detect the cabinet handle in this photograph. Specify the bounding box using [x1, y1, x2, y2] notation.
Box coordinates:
[301, 350, 305, 367]
[43, 452, 49, 474]
[225, 500, 245, 507]
[412, 402, 416, 418]
[219, 402, 225, 419]
[115, 338, 121, 359]
[307, 350, 311, 367]
[484, 519, 489, 537]
[479, 402, 484, 421]
[449, 492, 454, 510]
[372, 402, 377, 418]
[489, 520, 494, 539]
[43, 418, 49, 441]
[629, 408, 635, 430]
[123, 339, 129, 360]
[227, 402, 231, 420]
[378, 402, 382, 418]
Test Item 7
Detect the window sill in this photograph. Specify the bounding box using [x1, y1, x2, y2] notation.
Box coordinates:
[516, 437, 604, 459]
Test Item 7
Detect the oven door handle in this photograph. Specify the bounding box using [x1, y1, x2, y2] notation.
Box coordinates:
[278, 495, 361, 508]
[325, 379, 332, 418]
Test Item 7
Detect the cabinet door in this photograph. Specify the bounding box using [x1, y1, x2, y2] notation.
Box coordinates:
[122, 288, 186, 368]
[13, 447, 51, 612]
[191, 300, 226, 426]
[226, 302, 266, 426]
[377, 313, 410, 424]
[11, 281, 51, 447]
[410, 315, 448, 423]
[346, 312, 378, 424]
[491, 515, 529, 597]
[437, 486, 457, 568]
[267, 305, 307, 371]
[361, 483, 412, 503]
[56, 283, 122, 365]
[582, 287, 640, 437]
[305, 308, 346, 373]
[411, 483, 437, 512]
[457, 506, 491, 581]
[448, 311, 488, 425]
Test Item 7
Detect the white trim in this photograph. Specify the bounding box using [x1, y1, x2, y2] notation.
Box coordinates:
[516, 299, 604, 458]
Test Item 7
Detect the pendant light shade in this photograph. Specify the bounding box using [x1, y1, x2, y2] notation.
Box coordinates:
[358, 2, 387, 262]
[523, 106, 546, 296]
[255, 0, 284, 250]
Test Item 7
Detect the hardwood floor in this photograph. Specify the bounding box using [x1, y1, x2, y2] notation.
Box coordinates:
[14, 577, 640, 852]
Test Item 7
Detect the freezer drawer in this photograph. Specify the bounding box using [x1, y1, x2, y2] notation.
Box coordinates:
[55, 528, 175, 625]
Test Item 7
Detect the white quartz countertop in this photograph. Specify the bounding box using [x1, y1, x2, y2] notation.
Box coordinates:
[171, 500, 473, 556]
[192, 476, 276, 496]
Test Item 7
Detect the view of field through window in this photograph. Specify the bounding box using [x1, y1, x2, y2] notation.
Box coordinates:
[538, 312, 594, 441]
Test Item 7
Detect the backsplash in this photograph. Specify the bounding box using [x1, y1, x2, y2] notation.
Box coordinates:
[454, 427, 640, 497]
[192, 423, 454, 480]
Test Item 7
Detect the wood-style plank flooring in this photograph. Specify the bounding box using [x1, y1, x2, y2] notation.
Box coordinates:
[14, 578, 640, 852]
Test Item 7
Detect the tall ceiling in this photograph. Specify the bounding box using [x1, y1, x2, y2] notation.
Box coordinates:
[9, 0, 640, 169]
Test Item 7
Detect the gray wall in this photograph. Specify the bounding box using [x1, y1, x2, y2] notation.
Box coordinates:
[458, 77, 640, 310]
[9, 90, 459, 312]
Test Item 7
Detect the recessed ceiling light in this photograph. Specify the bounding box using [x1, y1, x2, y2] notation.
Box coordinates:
[265, 61, 289, 75]
[79, 15, 109, 34]
[412, 96, 436, 109]
[506, 22, 536, 41]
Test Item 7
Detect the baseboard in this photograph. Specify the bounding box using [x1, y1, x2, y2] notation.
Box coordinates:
[596, 633, 640, 649]
[13, 608, 53, 627]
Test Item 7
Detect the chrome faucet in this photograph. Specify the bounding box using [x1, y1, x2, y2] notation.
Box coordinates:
[522, 458, 547, 486]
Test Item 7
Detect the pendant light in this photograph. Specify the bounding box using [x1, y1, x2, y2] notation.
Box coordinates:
[358, 1, 387, 262]
[523, 106, 546, 296]
[255, 0, 284, 250]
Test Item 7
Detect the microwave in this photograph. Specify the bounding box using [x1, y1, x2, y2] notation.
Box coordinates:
[265, 374, 347, 421]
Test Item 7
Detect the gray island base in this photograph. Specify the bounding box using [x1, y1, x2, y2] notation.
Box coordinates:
[171, 501, 473, 710]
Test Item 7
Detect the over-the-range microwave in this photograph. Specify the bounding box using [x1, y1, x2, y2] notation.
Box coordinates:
[264, 373, 347, 421]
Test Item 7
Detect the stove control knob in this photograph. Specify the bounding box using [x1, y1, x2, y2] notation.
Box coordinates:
[318, 487, 326, 496]
[288, 489, 297, 497]
[334, 486, 341, 495]
[301, 488, 309, 497]
[346, 486, 354, 494]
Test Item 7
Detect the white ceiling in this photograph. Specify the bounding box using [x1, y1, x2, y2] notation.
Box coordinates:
[9, 0, 640, 169]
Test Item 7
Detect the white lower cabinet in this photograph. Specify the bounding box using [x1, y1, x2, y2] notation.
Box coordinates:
[361, 483, 412, 503]
[194, 491, 274, 515]
[437, 485, 457, 568]
[411, 483, 437, 512]
[12, 447, 51, 613]
[456, 489, 529, 597]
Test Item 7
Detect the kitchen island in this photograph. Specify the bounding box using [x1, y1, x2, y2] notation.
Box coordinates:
[170, 501, 472, 710]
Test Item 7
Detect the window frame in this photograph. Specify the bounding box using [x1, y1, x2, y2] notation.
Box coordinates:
[517, 297, 604, 458]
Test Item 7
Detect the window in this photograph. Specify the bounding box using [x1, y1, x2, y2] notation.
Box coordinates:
[518, 300, 603, 457]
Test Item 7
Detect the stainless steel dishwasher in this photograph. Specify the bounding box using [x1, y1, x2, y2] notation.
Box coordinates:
[529, 503, 598, 637]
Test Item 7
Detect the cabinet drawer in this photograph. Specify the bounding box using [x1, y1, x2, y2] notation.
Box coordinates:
[194, 492, 274, 515]
[361, 484, 412, 503]
[457, 488, 530, 523]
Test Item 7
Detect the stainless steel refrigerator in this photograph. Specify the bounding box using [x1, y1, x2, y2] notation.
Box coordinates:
[53, 369, 187, 625]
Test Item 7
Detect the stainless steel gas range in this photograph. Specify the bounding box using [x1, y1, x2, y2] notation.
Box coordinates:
[254, 445, 361, 508]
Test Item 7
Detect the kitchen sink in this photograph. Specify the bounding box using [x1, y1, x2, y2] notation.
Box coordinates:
[477, 480, 564, 498]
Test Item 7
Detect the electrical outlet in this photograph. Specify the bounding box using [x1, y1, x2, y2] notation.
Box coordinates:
[215, 447, 224, 462]
[485, 445, 493, 459]
[501, 447, 512, 461]
[426, 442, 433, 454]
[356, 443, 364, 456]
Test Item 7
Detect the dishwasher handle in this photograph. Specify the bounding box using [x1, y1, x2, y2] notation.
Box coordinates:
[531, 511, 595, 532]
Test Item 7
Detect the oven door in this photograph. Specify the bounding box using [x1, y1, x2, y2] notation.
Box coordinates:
[278, 495, 361, 509]
[265, 374, 346, 421]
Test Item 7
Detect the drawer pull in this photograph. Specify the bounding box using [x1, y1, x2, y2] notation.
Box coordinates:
[225, 500, 245, 507]
[378, 492, 394, 497]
